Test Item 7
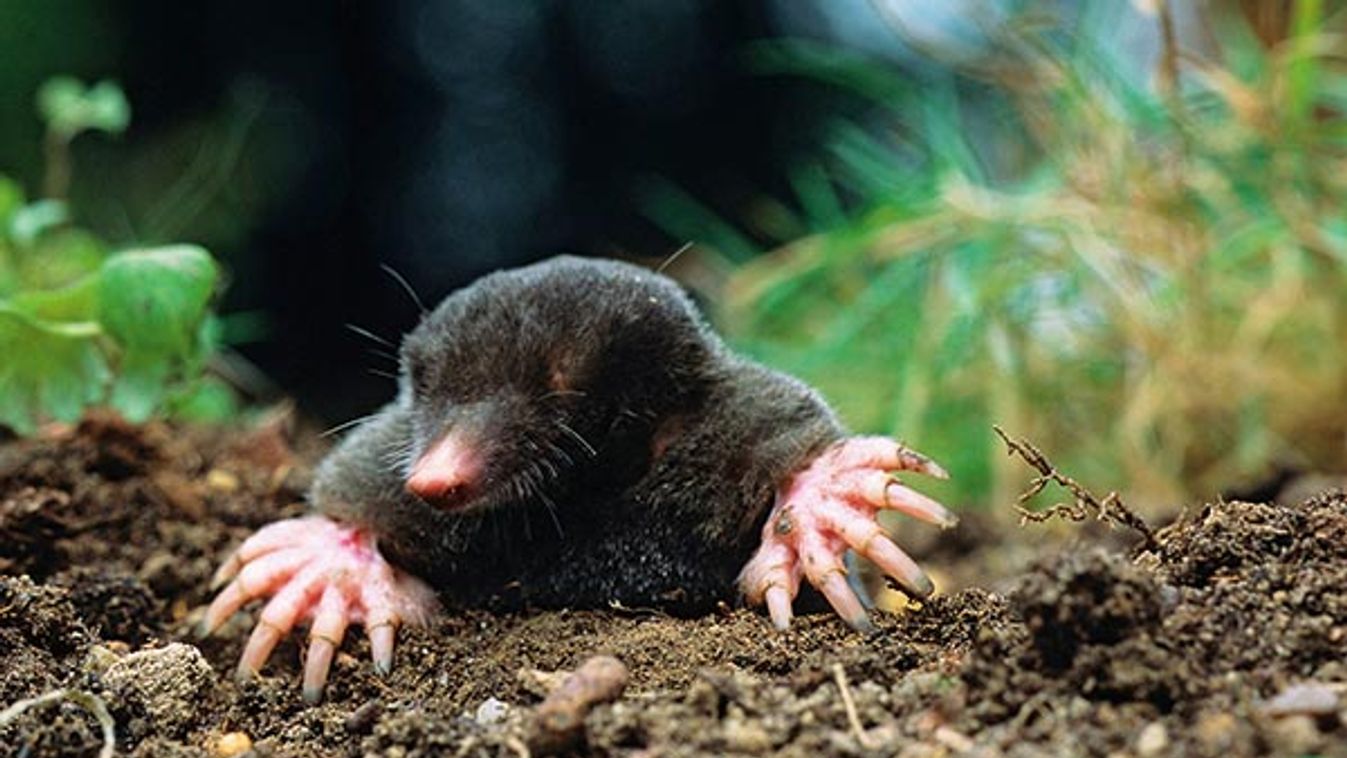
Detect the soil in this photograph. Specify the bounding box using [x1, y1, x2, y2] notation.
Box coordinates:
[1, 413, 1344, 757]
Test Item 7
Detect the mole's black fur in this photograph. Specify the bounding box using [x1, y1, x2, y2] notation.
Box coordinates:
[312, 256, 843, 613]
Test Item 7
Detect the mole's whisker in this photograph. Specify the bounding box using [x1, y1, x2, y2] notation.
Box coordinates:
[345, 323, 397, 349]
[537, 488, 564, 538]
[536, 389, 588, 402]
[555, 421, 597, 457]
[380, 263, 428, 315]
[322, 413, 379, 438]
[543, 437, 575, 468]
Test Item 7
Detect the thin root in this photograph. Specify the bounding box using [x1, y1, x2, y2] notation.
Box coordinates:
[832, 663, 879, 751]
[993, 426, 1158, 550]
[0, 688, 116, 758]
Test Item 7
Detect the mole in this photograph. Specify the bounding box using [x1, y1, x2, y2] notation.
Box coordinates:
[201, 255, 957, 701]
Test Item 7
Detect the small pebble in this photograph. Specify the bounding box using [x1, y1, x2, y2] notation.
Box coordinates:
[206, 469, 240, 492]
[475, 696, 510, 725]
[1136, 721, 1169, 756]
[1260, 682, 1339, 717]
[721, 719, 772, 753]
[214, 731, 252, 757]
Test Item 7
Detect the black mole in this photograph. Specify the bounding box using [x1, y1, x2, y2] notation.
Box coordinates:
[321, 255, 841, 609]
[204, 255, 955, 701]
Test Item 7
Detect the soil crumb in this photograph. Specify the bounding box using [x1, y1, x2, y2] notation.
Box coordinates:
[1, 419, 1344, 756]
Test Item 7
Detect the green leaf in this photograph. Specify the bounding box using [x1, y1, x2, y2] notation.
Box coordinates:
[108, 348, 172, 423]
[9, 200, 70, 246]
[167, 377, 239, 423]
[0, 175, 24, 225]
[8, 274, 98, 323]
[0, 305, 107, 433]
[36, 77, 130, 137]
[95, 245, 219, 357]
[21, 229, 108, 289]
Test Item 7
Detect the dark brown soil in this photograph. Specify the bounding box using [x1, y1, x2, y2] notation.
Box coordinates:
[1, 415, 1344, 757]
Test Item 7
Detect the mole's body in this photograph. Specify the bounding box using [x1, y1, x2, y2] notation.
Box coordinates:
[204, 256, 956, 701]
[316, 257, 840, 612]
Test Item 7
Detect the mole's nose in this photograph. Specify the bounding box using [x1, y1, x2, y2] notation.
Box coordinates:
[406, 432, 481, 504]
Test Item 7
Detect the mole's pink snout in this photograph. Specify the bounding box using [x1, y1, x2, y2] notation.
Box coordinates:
[405, 432, 481, 505]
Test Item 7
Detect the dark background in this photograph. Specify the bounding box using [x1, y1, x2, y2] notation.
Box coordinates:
[3, 0, 893, 421]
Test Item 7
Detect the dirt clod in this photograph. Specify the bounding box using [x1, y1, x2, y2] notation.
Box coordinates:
[100, 643, 215, 741]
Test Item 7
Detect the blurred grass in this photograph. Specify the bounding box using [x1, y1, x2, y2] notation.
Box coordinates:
[661, 2, 1347, 509]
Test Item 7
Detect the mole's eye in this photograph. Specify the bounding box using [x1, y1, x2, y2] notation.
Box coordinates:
[548, 365, 570, 393]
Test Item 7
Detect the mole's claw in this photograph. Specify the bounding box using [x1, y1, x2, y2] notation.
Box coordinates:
[201, 581, 249, 637]
[817, 571, 872, 632]
[302, 589, 350, 702]
[826, 436, 949, 478]
[897, 445, 948, 480]
[237, 621, 285, 682]
[885, 480, 958, 528]
[369, 623, 396, 677]
[738, 436, 954, 631]
[210, 552, 242, 590]
[202, 515, 439, 700]
[851, 471, 957, 528]
[860, 533, 933, 598]
[303, 636, 337, 703]
[765, 586, 794, 630]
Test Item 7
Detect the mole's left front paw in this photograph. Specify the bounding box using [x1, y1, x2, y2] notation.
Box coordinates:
[737, 437, 957, 631]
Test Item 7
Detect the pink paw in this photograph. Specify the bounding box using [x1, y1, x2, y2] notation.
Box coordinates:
[200, 516, 438, 702]
[738, 437, 957, 631]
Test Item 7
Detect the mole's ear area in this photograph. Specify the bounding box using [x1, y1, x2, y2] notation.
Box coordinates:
[649, 414, 688, 460]
[405, 428, 482, 505]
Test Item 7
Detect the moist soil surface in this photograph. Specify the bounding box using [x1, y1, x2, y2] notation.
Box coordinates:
[0, 414, 1344, 757]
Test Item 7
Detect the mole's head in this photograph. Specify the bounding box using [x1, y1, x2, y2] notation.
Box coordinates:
[396, 256, 717, 512]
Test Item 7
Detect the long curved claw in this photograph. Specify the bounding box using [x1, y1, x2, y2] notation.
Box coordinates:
[738, 436, 954, 631]
[827, 437, 949, 479]
[201, 515, 439, 701]
[850, 471, 959, 528]
[303, 588, 351, 703]
[856, 532, 932, 598]
[764, 586, 794, 630]
[238, 621, 286, 682]
[368, 623, 397, 677]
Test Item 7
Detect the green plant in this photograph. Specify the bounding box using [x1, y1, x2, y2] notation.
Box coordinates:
[657, 3, 1347, 508]
[0, 78, 233, 434]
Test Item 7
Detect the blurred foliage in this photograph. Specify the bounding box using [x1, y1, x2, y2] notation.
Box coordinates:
[664, 2, 1347, 508]
[0, 78, 236, 434]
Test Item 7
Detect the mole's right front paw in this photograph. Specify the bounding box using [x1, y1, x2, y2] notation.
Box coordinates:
[200, 515, 438, 702]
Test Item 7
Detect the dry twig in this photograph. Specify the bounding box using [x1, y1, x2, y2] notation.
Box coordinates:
[993, 426, 1158, 550]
